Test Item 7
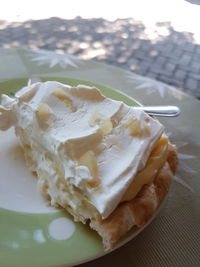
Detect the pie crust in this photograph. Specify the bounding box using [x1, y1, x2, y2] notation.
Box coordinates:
[89, 143, 178, 250]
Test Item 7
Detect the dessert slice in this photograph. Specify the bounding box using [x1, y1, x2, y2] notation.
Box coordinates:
[0, 81, 178, 250]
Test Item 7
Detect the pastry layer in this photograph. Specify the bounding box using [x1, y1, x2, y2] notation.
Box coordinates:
[90, 143, 178, 250]
[0, 82, 165, 221]
[0, 81, 178, 251]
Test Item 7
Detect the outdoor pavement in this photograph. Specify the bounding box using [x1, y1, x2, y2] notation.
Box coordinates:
[0, 1, 200, 99]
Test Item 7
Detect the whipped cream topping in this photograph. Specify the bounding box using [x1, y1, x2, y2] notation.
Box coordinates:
[0, 81, 164, 219]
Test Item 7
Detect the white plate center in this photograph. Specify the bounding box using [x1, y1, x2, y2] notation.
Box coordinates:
[0, 128, 57, 213]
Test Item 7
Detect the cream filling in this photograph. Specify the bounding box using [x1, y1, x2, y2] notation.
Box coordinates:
[0, 81, 165, 220]
[121, 136, 169, 202]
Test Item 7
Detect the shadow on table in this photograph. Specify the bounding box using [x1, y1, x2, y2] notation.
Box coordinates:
[184, 0, 200, 4]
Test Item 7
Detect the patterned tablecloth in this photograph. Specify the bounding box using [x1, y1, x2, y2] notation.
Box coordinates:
[0, 48, 199, 267]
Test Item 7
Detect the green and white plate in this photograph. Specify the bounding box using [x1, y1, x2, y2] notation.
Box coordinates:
[0, 48, 200, 267]
[0, 77, 161, 267]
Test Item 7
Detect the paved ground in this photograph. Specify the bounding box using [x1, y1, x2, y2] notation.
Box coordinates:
[0, 16, 200, 99]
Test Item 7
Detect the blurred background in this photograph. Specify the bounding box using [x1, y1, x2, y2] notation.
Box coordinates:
[1, 0, 200, 99]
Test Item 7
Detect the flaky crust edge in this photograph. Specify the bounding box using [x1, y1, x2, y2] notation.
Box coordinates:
[89, 143, 178, 251]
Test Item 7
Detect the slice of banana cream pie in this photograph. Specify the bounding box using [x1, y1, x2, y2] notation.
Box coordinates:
[0, 81, 178, 250]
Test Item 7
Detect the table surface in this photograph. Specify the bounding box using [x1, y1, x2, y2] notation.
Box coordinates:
[0, 48, 200, 267]
[1, 15, 200, 100]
